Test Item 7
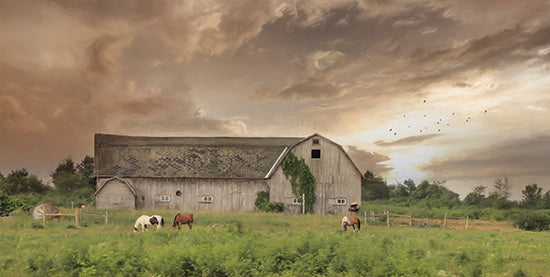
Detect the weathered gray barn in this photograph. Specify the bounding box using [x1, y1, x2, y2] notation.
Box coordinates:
[94, 133, 362, 215]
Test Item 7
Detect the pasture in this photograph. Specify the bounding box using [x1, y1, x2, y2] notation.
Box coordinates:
[1, 209, 549, 276]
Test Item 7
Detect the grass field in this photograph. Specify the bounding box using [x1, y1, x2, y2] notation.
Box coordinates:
[1, 208, 549, 276]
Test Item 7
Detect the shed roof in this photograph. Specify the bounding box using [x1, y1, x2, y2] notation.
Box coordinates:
[95, 133, 304, 179]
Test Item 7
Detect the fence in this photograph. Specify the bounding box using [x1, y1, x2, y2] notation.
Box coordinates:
[42, 209, 108, 228]
[364, 211, 471, 229]
[43, 209, 79, 227]
[81, 210, 109, 224]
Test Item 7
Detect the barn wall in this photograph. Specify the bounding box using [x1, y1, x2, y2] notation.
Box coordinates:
[95, 178, 136, 209]
[269, 167, 302, 214]
[124, 178, 268, 212]
[270, 135, 361, 215]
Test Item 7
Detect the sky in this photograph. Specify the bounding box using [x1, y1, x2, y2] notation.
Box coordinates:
[1, 0, 550, 200]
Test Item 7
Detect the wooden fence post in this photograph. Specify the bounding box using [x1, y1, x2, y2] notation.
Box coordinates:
[371, 211, 375, 222]
[465, 216, 469, 230]
[443, 212, 447, 229]
[387, 211, 390, 227]
[105, 211, 108, 224]
[409, 214, 413, 227]
[75, 209, 79, 228]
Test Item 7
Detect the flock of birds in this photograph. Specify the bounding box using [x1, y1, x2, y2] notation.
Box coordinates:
[387, 99, 488, 137]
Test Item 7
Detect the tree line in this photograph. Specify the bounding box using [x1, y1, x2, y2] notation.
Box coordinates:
[362, 170, 550, 230]
[0, 156, 95, 216]
[362, 171, 550, 210]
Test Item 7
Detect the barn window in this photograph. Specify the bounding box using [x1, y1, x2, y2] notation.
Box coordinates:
[176, 191, 182, 196]
[160, 195, 171, 202]
[312, 138, 319, 144]
[202, 195, 213, 203]
[336, 198, 346, 205]
[311, 149, 321, 159]
[291, 198, 301, 205]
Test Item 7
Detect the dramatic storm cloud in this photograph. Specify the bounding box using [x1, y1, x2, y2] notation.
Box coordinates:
[1, 0, 550, 198]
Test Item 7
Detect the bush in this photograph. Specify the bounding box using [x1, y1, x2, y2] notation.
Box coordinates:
[511, 210, 550, 231]
[255, 191, 284, 213]
[0, 191, 32, 216]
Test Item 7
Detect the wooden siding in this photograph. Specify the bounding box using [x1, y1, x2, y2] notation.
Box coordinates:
[95, 179, 136, 209]
[269, 135, 361, 215]
[106, 178, 268, 212]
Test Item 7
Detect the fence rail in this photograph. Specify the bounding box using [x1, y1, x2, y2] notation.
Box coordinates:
[81, 210, 109, 224]
[41, 209, 108, 228]
[364, 211, 472, 229]
[43, 209, 79, 227]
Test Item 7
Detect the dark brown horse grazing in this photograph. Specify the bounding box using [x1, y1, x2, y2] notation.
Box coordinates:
[173, 213, 194, 230]
[342, 216, 361, 233]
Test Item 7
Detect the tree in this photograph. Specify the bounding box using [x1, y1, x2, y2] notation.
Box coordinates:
[361, 170, 389, 200]
[51, 158, 76, 180]
[48, 157, 96, 206]
[464, 185, 488, 207]
[520, 183, 543, 209]
[403, 179, 416, 194]
[410, 180, 460, 208]
[494, 177, 511, 200]
[76, 155, 96, 188]
[388, 183, 409, 198]
[542, 191, 550, 209]
[0, 169, 48, 195]
[489, 177, 513, 209]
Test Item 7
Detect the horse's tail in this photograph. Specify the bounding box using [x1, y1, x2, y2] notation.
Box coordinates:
[357, 218, 361, 231]
[133, 218, 140, 232]
[161, 217, 165, 226]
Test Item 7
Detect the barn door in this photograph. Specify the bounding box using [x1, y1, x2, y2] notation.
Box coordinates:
[231, 191, 256, 211]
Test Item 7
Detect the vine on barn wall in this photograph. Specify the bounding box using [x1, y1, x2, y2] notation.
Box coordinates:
[281, 152, 316, 213]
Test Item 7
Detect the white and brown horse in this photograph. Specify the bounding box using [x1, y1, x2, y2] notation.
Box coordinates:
[152, 215, 165, 230]
[342, 216, 361, 233]
[133, 215, 159, 232]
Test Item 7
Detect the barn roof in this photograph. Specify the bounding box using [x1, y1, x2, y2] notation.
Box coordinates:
[94, 133, 304, 179]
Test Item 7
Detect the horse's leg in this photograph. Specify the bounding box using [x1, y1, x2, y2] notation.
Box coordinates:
[188, 222, 192, 230]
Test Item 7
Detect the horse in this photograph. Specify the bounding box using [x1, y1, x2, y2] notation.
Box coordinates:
[133, 215, 159, 232]
[342, 216, 361, 233]
[172, 213, 193, 230]
[152, 215, 165, 230]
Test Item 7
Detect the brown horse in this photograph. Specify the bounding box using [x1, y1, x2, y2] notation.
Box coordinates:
[342, 216, 361, 233]
[172, 213, 194, 230]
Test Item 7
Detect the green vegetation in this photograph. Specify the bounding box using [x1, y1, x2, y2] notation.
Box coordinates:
[254, 191, 284, 213]
[1, 210, 550, 276]
[363, 171, 550, 231]
[281, 153, 316, 213]
[0, 156, 95, 216]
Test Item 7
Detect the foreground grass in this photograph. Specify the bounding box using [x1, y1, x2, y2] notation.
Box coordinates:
[1, 209, 549, 276]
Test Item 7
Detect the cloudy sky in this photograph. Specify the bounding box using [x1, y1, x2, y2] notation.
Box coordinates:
[2, 0, 550, 199]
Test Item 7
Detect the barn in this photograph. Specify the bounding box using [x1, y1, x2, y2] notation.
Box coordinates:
[94, 133, 362, 215]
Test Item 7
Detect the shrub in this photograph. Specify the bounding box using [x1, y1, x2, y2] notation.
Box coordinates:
[0, 191, 32, 216]
[511, 210, 550, 231]
[255, 191, 284, 213]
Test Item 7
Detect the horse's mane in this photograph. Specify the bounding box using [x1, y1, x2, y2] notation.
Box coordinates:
[172, 213, 181, 227]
